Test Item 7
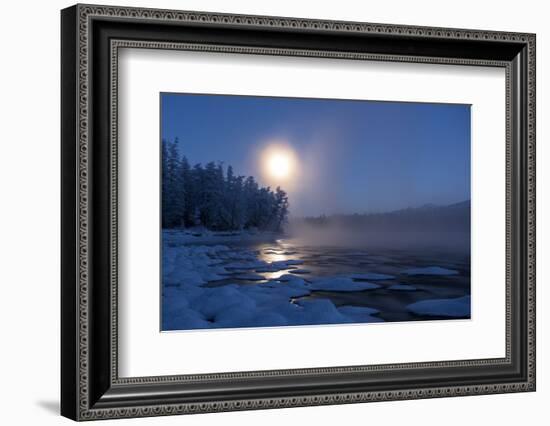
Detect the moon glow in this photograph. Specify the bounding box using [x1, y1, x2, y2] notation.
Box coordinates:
[261, 144, 298, 184]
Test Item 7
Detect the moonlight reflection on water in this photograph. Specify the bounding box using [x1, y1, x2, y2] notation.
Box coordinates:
[163, 233, 470, 329]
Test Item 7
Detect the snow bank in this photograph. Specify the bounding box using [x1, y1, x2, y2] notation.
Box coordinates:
[406, 295, 470, 318]
[163, 228, 280, 245]
[163, 244, 229, 286]
[163, 281, 385, 330]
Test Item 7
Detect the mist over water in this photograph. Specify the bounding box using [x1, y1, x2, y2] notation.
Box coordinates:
[286, 224, 470, 252]
[285, 200, 471, 253]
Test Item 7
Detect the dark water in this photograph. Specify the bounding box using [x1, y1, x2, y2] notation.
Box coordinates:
[205, 238, 470, 322]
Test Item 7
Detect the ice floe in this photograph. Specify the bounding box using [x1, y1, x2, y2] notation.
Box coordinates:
[403, 266, 459, 276]
[407, 295, 470, 318]
[309, 277, 381, 292]
[193, 285, 256, 319]
[255, 264, 297, 273]
[337, 305, 383, 323]
[283, 259, 304, 266]
[292, 299, 355, 324]
[224, 261, 267, 271]
[276, 274, 307, 283]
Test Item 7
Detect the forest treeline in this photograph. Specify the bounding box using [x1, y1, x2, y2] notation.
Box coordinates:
[162, 138, 289, 231]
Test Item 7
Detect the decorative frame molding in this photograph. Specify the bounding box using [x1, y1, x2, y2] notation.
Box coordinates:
[61, 4, 535, 421]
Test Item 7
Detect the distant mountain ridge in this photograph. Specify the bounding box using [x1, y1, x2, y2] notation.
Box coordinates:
[364, 199, 470, 215]
[299, 200, 470, 226]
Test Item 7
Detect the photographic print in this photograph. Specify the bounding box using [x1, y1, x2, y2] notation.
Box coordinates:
[161, 93, 471, 331]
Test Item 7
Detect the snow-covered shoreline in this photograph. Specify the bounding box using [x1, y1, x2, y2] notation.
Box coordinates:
[163, 228, 282, 246]
[161, 233, 388, 330]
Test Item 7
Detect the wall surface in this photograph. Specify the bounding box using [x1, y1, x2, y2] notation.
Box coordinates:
[0, 0, 547, 424]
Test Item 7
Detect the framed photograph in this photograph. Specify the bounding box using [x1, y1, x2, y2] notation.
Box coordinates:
[61, 4, 536, 421]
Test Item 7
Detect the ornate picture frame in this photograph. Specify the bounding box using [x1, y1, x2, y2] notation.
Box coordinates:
[61, 4, 535, 421]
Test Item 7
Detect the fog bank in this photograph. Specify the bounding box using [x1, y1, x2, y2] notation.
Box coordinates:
[286, 201, 471, 252]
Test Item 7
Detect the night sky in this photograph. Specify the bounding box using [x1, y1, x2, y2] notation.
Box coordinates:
[161, 93, 470, 217]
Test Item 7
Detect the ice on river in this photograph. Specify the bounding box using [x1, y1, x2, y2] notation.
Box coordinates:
[276, 274, 307, 283]
[388, 284, 417, 291]
[234, 273, 266, 281]
[407, 296, 470, 318]
[224, 261, 267, 271]
[403, 266, 460, 276]
[308, 277, 381, 292]
[289, 269, 312, 274]
[162, 231, 470, 330]
[347, 272, 395, 280]
[337, 305, 384, 323]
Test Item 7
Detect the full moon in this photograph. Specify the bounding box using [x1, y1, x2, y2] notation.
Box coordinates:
[260, 144, 298, 183]
[267, 152, 291, 179]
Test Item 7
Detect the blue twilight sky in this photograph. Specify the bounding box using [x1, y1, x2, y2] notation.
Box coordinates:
[161, 93, 470, 217]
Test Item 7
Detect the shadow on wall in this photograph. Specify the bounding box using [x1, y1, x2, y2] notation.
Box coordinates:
[35, 400, 59, 416]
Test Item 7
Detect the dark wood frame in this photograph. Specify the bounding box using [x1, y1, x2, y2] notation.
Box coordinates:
[61, 3, 536, 421]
